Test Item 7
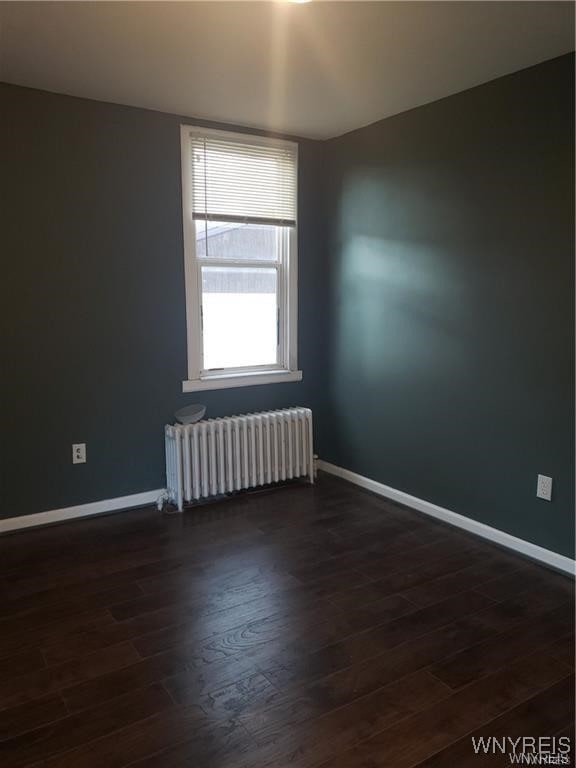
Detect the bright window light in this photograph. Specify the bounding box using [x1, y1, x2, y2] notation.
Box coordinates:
[180, 126, 299, 389]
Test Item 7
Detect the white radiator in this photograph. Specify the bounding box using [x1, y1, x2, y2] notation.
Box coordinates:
[165, 407, 314, 511]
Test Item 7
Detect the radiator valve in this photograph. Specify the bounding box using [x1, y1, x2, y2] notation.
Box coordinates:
[156, 490, 171, 513]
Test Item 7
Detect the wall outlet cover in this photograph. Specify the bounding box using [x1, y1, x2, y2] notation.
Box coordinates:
[73, 443, 87, 464]
[536, 474, 552, 501]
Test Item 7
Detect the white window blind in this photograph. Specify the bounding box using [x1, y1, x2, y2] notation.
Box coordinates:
[189, 133, 297, 227]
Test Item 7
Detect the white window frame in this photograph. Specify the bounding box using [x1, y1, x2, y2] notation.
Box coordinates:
[180, 125, 301, 393]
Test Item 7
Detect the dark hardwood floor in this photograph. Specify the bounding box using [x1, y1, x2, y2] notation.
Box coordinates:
[0, 473, 573, 767]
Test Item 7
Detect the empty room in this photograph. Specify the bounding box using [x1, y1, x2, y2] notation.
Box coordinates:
[1, 1, 574, 766]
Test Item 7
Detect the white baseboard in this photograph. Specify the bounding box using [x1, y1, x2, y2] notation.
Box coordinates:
[0, 489, 165, 534]
[318, 460, 575, 576]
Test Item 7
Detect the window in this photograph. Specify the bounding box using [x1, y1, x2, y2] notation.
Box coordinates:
[180, 126, 301, 392]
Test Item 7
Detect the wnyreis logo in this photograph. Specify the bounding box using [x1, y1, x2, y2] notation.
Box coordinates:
[471, 736, 572, 764]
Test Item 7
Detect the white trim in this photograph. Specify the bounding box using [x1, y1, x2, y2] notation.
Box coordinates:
[182, 369, 302, 392]
[185, 124, 299, 151]
[181, 125, 202, 382]
[288, 183, 298, 372]
[0, 489, 165, 535]
[318, 461, 575, 576]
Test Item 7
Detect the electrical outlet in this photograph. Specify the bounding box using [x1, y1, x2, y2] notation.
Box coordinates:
[72, 443, 86, 464]
[536, 474, 552, 501]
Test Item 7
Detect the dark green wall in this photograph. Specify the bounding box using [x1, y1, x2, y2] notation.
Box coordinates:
[2, 56, 574, 560]
[324, 54, 575, 558]
[0, 84, 329, 519]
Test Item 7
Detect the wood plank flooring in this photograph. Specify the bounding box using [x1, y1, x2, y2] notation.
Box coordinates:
[0, 473, 573, 767]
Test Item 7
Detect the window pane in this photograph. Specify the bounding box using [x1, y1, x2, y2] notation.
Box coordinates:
[201, 267, 278, 370]
[195, 221, 284, 261]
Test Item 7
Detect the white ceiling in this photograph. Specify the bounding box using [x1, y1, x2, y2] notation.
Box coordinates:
[0, 1, 573, 139]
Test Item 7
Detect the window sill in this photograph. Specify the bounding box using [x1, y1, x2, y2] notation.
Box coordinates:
[182, 369, 303, 393]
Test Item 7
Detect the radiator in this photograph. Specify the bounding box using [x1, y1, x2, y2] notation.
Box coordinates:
[165, 407, 314, 511]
